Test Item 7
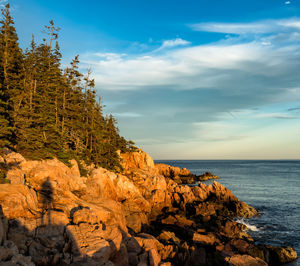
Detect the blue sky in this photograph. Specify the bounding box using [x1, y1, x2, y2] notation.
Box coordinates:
[5, 0, 300, 159]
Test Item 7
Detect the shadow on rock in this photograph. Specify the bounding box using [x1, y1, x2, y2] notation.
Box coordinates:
[38, 177, 54, 226]
[0, 204, 147, 266]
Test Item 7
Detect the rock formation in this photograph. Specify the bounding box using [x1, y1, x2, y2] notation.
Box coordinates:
[155, 164, 220, 183]
[0, 149, 297, 265]
[197, 172, 220, 181]
[155, 163, 196, 184]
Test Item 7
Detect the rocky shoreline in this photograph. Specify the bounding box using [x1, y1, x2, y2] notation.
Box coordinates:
[0, 149, 297, 265]
[155, 164, 219, 184]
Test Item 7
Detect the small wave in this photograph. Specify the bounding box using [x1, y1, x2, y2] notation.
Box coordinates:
[236, 218, 260, 232]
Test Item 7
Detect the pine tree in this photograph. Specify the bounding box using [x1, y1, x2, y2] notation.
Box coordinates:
[0, 88, 12, 152]
[0, 4, 23, 151]
[32, 33, 63, 158]
[0, 9, 136, 171]
[63, 55, 85, 156]
[17, 22, 65, 159]
[15, 36, 44, 158]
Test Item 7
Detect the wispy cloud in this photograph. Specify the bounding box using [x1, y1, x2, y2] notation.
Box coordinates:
[93, 53, 127, 60]
[288, 106, 300, 111]
[190, 18, 300, 34]
[82, 41, 300, 99]
[160, 38, 191, 49]
[81, 17, 300, 158]
[114, 112, 143, 118]
[192, 121, 248, 142]
[254, 112, 298, 119]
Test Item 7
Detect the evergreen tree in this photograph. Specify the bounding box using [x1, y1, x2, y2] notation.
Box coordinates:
[15, 36, 43, 157]
[0, 4, 23, 151]
[0, 87, 12, 152]
[63, 55, 85, 155]
[0, 9, 136, 171]
[16, 22, 64, 159]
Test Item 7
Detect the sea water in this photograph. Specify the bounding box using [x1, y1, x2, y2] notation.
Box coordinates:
[155, 160, 300, 261]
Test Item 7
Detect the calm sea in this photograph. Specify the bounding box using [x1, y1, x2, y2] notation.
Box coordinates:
[155, 160, 300, 262]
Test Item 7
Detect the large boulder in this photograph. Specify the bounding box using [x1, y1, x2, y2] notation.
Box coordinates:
[0, 185, 39, 220]
[25, 159, 85, 193]
[5, 157, 85, 195]
[67, 223, 125, 265]
[120, 149, 155, 173]
[1, 150, 26, 184]
[85, 168, 147, 203]
[1, 150, 26, 166]
[267, 246, 298, 264]
[70, 199, 127, 232]
[156, 163, 196, 184]
[225, 254, 268, 266]
[128, 169, 167, 198]
[192, 232, 217, 246]
[155, 163, 191, 178]
[207, 181, 238, 202]
[204, 181, 258, 218]
[197, 171, 219, 181]
[220, 221, 253, 241]
[192, 183, 210, 201]
[83, 168, 151, 218]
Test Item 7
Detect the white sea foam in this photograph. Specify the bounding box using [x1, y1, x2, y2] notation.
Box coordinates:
[236, 218, 260, 232]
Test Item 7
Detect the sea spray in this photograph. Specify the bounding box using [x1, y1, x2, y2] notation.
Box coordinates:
[235, 218, 260, 232]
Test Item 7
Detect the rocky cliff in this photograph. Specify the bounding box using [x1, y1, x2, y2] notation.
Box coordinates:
[0, 149, 297, 265]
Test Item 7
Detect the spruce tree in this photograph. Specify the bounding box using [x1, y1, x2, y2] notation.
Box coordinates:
[63, 55, 85, 156]
[16, 36, 43, 157]
[0, 88, 12, 152]
[0, 4, 23, 151]
[0, 9, 136, 171]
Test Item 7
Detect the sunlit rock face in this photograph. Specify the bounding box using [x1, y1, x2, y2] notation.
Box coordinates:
[0, 150, 297, 265]
[155, 163, 196, 184]
[120, 148, 155, 174]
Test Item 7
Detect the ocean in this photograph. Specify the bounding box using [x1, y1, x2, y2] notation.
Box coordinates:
[155, 160, 300, 263]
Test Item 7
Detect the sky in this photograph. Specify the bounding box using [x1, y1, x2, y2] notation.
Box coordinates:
[4, 0, 300, 159]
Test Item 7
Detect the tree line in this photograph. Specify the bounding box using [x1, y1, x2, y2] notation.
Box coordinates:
[0, 4, 136, 173]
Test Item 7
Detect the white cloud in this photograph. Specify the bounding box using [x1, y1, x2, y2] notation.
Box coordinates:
[114, 112, 143, 118]
[190, 18, 300, 34]
[285, 1, 291, 4]
[279, 20, 300, 29]
[86, 17, 300, 159]
[191, 22, 274, 34]
[78, 16, 300, 107]
[254, 112, 298, 119]
[192, 121, 247, 142]
[81, 41, 300, 95]
[94, 53, 127, 60]
[160, 38, 191, 49]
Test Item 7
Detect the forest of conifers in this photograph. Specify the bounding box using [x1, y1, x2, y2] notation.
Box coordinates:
[0, 4, 135, 173]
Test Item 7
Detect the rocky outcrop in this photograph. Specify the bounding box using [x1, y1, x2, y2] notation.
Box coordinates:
[0, 149, 297, 265]
[225, 254, 268, 266]
[266, 246, 298, 265]
[155, 163, 196, 184]
[197, 171, 220, 181]
[120, 149, 155, 174]
[156, 164, 220, 184]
